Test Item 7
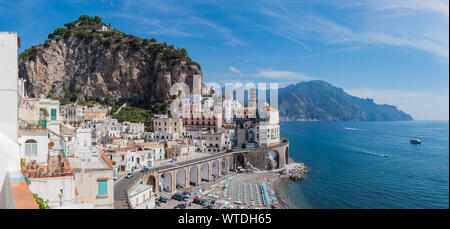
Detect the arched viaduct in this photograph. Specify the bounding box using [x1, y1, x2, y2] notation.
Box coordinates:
[140, 137, 290, 194]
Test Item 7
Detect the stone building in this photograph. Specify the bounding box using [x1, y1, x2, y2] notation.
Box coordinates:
[153, 117, 184, 138]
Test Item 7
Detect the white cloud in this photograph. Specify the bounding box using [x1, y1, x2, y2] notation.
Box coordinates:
[229, 66, 242, 75]
[346, 88, 449, 120]
[257, 1, 449, 59]
[341, 0, 449, 17]
[312, 17, 449, 58]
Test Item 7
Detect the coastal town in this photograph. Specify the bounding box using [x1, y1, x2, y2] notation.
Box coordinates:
[0, 32, 306, 209]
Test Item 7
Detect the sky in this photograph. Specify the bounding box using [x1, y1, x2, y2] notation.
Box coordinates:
[0, 0, 448, 120]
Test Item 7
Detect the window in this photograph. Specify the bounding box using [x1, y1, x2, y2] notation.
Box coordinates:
[25, 139, 37, 156]
[51, 108, 57, 120]
[98, 180, 108, 196]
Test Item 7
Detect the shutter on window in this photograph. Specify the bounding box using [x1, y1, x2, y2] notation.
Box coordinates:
[98, 180, 108, 195]
[51, 109, 57, 120]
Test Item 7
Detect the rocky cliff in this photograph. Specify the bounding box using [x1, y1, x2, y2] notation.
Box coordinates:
[19, 15, 202, 106]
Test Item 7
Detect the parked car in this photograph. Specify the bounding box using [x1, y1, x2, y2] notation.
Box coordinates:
[113, 176, 118, 180]
[141, 167, 149, 173]
[155, 200, 162, 207]
[172, 193, 184, 201]
[193, 197, 208, 206]
[182, 192, 191, 200]
[203, 204, 214, 209]
[125, 172, 133, 178]
[174, 203, 186, 209]
[159, 196, 168, 203]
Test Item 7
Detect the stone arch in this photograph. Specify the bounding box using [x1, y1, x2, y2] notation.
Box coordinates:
[201, 163, 209, 182]
[285, 146, 289, 165]
[221, 158, 227, 175]
[176, 168, 186, 189]
[160, 172, 172, 192]
[212, 160, 219, 178]
[229, 157, 234, 171]
[189, 165, 199, 186]
[236, 153, 245, 169]
[267, 150, 280, 170]
[146, 175, 157, 193]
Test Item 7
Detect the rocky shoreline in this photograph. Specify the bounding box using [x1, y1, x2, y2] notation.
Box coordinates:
[273, 162, 308, 209]
[283, 163, 308, 181]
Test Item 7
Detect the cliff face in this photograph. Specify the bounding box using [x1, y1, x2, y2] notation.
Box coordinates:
[18, 16, 202, 106]
[278, 80, 413, 121]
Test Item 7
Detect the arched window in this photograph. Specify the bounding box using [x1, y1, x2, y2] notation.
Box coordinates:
[25, 139, 38, 156]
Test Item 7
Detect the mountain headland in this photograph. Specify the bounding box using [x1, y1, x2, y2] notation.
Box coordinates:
[278, 80, 413, 121]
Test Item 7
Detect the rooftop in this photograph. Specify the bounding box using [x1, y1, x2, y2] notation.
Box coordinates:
[128, 183, 152, 198]
[68, 153, 112, 171]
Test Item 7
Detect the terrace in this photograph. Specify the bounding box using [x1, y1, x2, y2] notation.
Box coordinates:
[21, 152, 73, 179]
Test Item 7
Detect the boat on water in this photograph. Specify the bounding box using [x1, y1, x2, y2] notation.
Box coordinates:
[410, 139, 421, 144]
[384, 154, 389, 158]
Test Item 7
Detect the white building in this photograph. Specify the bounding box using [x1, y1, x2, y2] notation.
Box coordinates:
[145, 131, 179, 141]
[200, 129, 231, 153]
[75, 128, 92, 157]
[106, 147, 144, 172]
[18, 128, 50, 164]
[140, 143, 165, 167]
[129, 184, 155, 209]
[100, 25, 109, 31]
[223, 98, 242, 124]
[0, 32, 37, 209]
[68, 153, 115, 209]
[123, 121, 145, 135]
[256, 106, 280, 147]
[28, 175, 76, 208]
[169, 142, 196, 157]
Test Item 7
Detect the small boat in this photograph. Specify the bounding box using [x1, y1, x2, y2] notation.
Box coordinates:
[410, 139, 421, 144]
[384, 154, 389, 158]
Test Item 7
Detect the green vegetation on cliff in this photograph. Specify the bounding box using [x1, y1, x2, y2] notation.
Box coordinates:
[108, 101, 171, 125]
[19, 15, 200, 69]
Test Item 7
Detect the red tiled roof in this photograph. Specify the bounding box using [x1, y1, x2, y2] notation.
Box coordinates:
[100, 152, 114, 168]
[265, 106, 279, 112]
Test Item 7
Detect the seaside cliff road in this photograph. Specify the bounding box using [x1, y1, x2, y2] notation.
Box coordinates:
[113, 150, 249, 209]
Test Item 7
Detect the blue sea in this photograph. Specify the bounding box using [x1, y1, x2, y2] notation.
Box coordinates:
[278, 121, 449, 209]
